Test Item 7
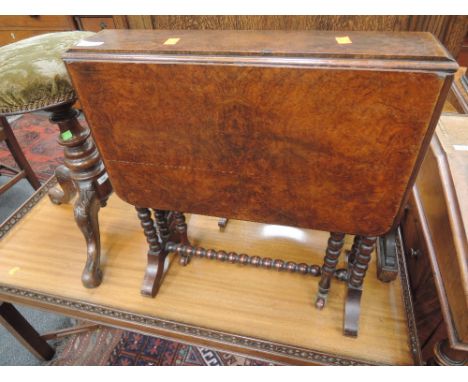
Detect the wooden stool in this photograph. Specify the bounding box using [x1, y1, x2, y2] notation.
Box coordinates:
[0, 32, 112, 288]
[0, 116, 40, 194]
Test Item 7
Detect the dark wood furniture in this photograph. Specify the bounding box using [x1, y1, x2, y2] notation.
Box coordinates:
[401, 114, 468, 365]
[1, 16, 466, 63]
[0, 116, 40, 194]
[0, 178, 421, 365]
[64, 30, 457, 337]
[0, 301, 55, 361]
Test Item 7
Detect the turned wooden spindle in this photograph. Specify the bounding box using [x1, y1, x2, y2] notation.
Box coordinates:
[47, 102, 112, 288]
[168, 243, 321, 276]
[315, 232, 346, 310]
[153, 209, 171, 242]
[174, 212, 189, 243]
[348, 236, 376, 289]
[335, 235, 362, 282]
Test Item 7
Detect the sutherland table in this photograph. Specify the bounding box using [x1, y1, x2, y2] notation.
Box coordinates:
[0, 180, 420, 365]
[61, 30, 458, 337]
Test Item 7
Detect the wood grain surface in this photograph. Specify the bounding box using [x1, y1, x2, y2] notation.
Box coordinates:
[414, 115, 468, 344]
[65, 31, 454, 236]
[0, 193, 414, 365]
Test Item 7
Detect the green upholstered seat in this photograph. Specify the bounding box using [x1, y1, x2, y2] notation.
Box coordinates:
[0, 31, 95, 115]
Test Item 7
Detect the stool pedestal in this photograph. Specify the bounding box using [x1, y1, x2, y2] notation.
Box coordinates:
[46, 102, 112, 288]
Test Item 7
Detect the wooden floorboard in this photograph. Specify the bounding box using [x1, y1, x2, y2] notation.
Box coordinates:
[0, 185, 415, 365]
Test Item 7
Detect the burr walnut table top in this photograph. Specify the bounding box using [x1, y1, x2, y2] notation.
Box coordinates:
[65, 30, 457, 236]
[0, 179, 417, 365]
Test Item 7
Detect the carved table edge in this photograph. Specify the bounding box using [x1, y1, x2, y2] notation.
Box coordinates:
[0, 283, 383, 366]
[395, 227, 424, 365]
[0, 176, 418, 365]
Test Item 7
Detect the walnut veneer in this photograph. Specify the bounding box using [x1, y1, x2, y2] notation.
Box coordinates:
[63, 30, 457, 336]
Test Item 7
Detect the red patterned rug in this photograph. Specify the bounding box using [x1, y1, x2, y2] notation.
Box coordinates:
[3, 113, 274, 366]
[48, 326, 274, 366]
[0, 112, 65, 182]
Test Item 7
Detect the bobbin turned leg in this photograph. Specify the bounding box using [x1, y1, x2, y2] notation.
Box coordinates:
[335, 235, 362, 282]
[173, 211, 191, 265]
[344, 235, 377, 337]
[46, 102, 112, 288]
[137, 207, 168, 297]
[315, 232, 346, 309]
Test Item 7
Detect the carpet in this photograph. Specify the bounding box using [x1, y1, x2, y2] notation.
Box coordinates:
[48, 327, 274, 366]
[1, 112, 275, 366]
[0, 112, 65, 182]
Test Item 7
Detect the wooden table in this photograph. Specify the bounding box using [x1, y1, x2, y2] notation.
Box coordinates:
[62, 30, 458, 337]
[0, 179, 420, 365]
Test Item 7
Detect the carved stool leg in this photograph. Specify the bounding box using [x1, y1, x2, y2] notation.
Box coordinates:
[137, 207, 168, 297]
[46, 103, 112, 288]
[48, 164, 77, 205]
[344, 235, 377, 337]
[315, 232, 346, 310]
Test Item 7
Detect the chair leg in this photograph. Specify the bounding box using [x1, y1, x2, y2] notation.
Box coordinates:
[0, 116, 41, 190]
[0, 302, 55, 361]
[315, 232, 346, 309]
[46, 102, 112, 289]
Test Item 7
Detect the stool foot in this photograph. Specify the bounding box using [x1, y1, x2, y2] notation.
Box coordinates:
[48, 165, 77, 205]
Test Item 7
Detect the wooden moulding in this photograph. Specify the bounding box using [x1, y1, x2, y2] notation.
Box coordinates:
[0, 177, 422, 365]
[64, 30, 458, 237]
[412, 125, 468, 351]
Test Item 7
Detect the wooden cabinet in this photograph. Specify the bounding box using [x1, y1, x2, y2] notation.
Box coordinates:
[401, 115, 468, 365]
[0, 16, 75, 46]
[74, 16, 116, 32]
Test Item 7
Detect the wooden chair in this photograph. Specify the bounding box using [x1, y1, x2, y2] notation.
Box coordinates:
[0, 116, 40, 194]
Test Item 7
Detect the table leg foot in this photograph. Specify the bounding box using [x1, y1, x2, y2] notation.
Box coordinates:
[343, 287, 362, 337]
[74, 187, 103, 288]
[137, 207, 168, 297]
[48, 165, 77, 205]
[218, 217, 229, 231]
[315, 232, 346, 310]
[343, 235, 377, 337]
[315, 294, 327, 310]
[141, 250, 168, 297]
